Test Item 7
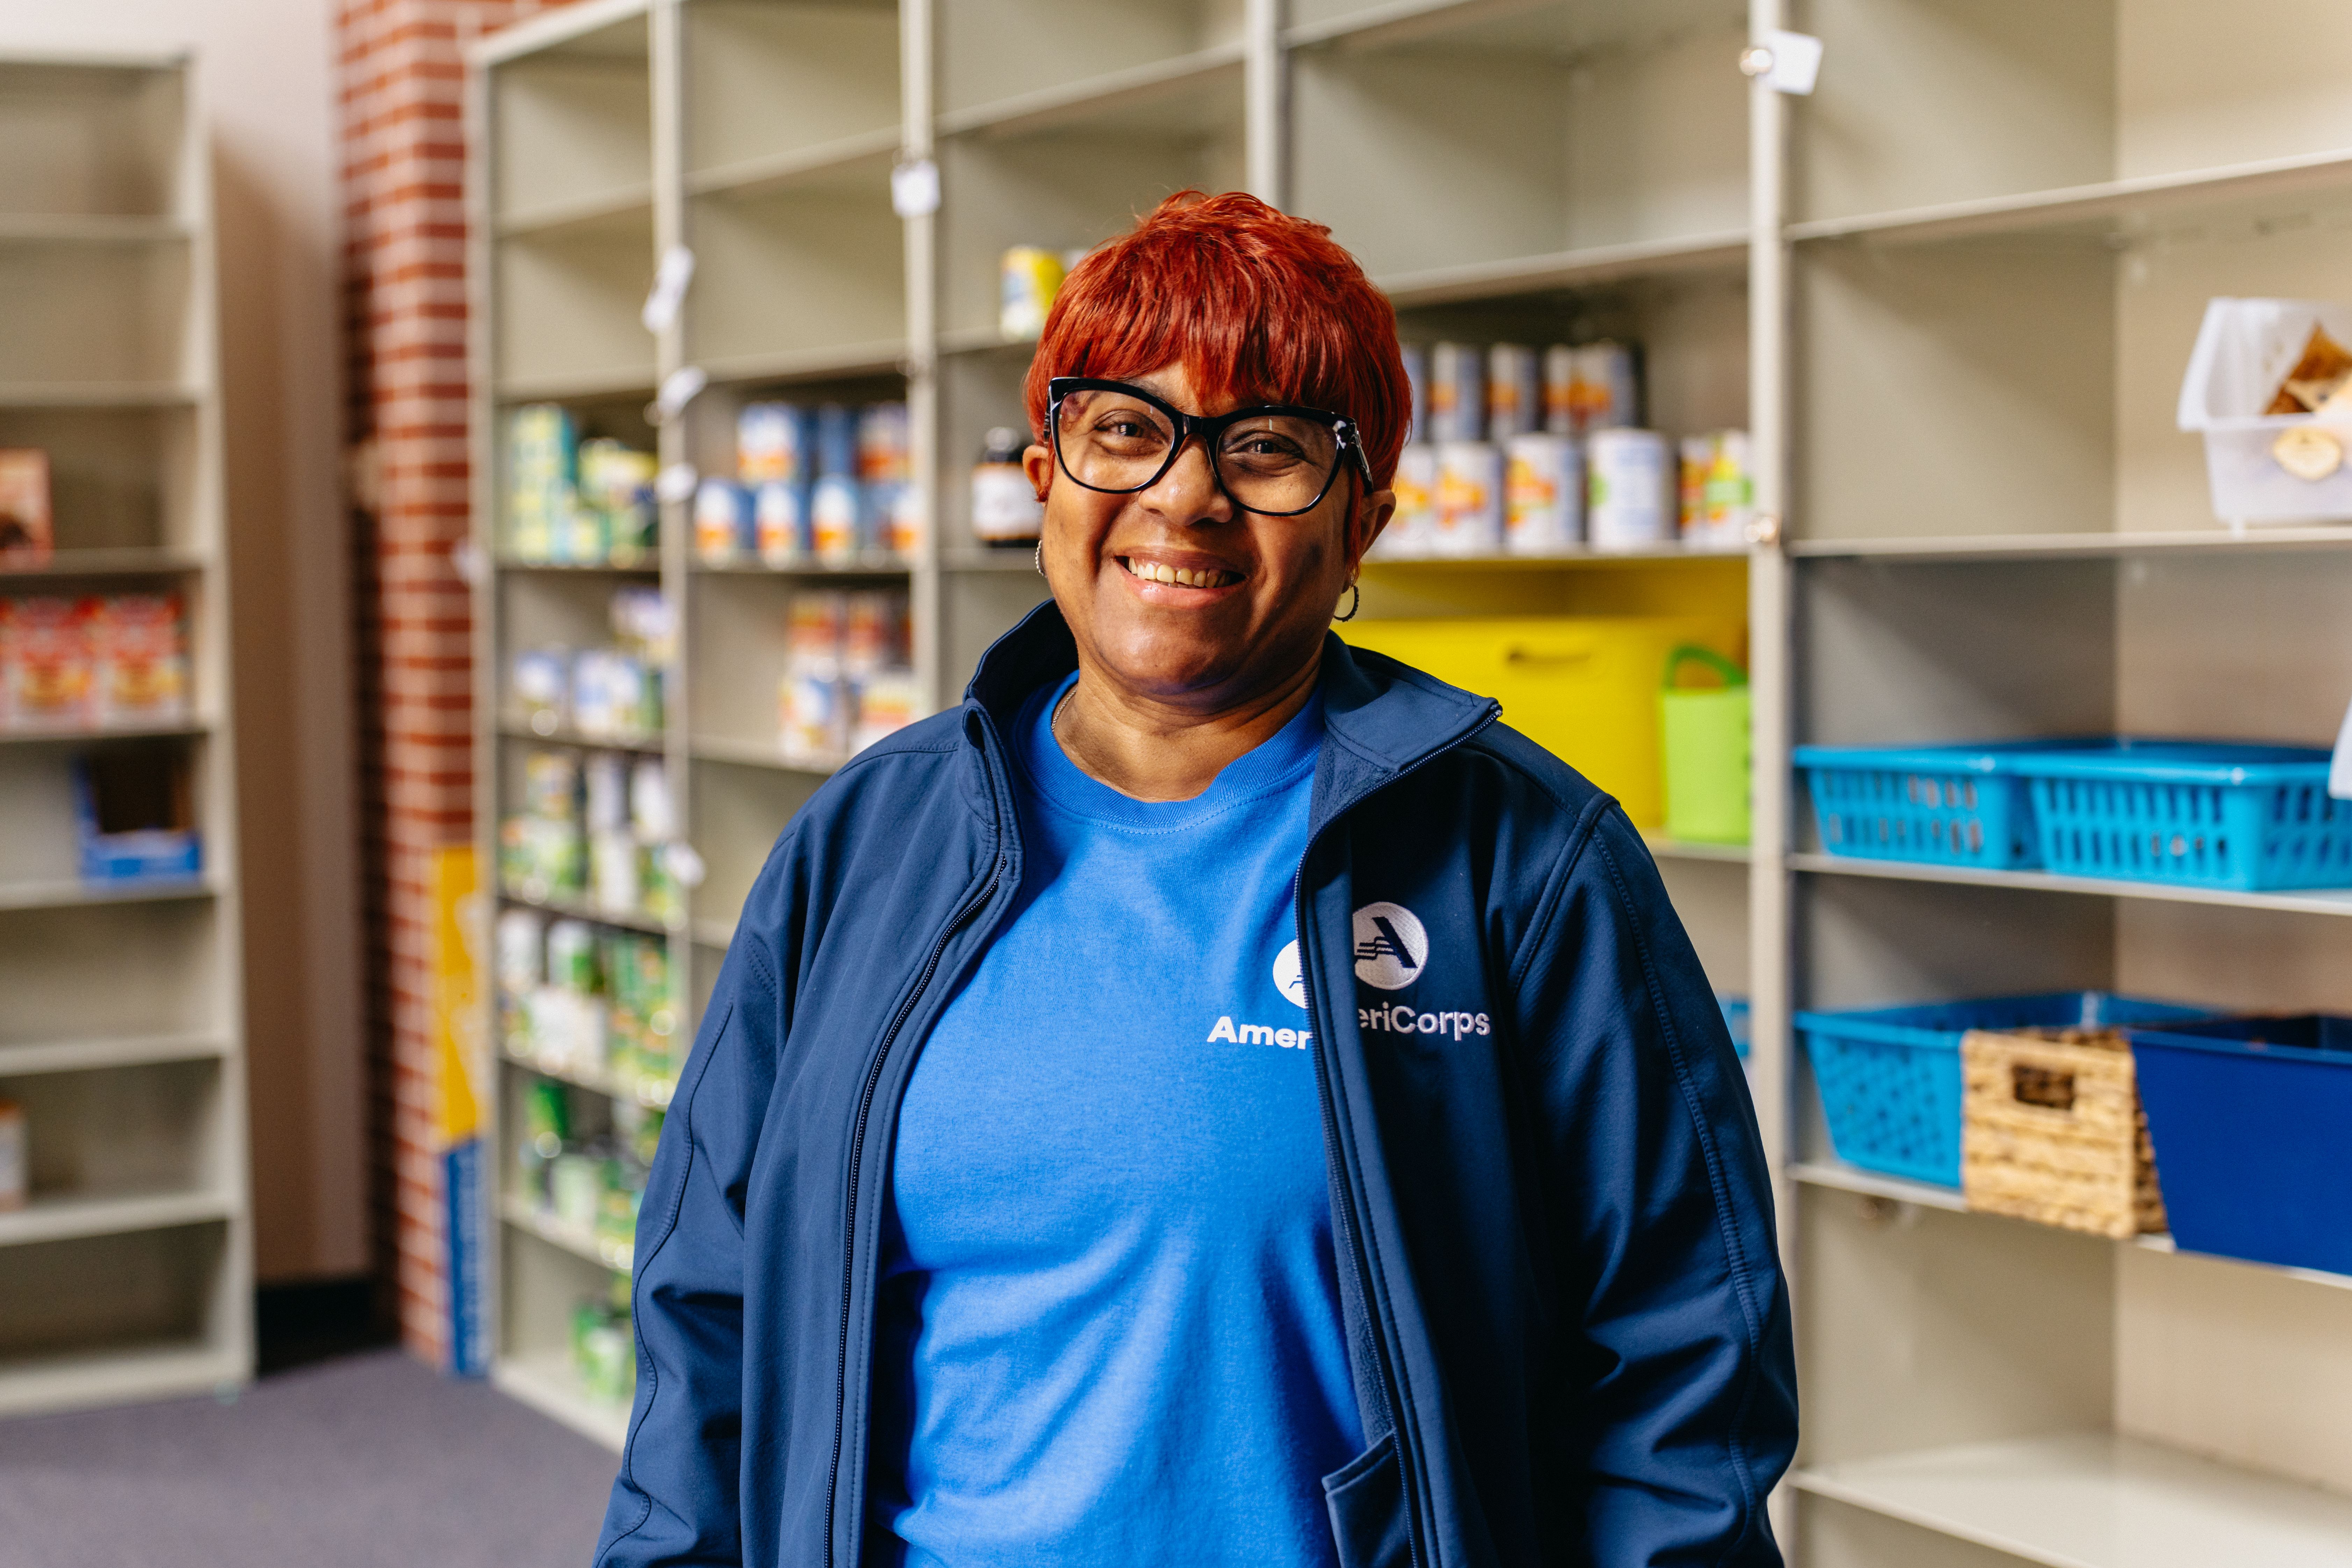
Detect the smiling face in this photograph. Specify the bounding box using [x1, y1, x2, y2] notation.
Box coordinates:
[1024, 361, 1394, 716]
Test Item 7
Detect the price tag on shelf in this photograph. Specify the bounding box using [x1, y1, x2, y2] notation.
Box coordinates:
[650, 365, 707, 425]
[1740, 30, 1822, 95]
[641, 245, 695, 334]
[891, 158, 940, 219]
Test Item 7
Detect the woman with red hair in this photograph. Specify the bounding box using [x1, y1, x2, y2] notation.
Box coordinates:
[596, 192, 1794, 1568]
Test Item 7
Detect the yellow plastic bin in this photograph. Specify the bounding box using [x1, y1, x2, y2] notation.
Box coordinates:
[1341, 615, 1744, 827]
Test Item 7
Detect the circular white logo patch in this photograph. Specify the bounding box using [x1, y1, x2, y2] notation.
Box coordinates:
[1352, 902, 1429, 991]
[1273, 940, 1308, 1007]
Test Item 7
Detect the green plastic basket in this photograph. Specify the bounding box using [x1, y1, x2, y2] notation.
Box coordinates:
[1660, 645, 1749, 844]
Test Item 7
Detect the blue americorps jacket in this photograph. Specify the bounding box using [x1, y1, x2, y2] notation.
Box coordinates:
[595, 602, 1796, 1568]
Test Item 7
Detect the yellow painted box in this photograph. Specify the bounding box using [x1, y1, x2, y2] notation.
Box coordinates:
[1340, 615, 1744, 828]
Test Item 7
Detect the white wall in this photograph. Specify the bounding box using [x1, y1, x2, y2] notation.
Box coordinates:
[0, 0, 364, 1282]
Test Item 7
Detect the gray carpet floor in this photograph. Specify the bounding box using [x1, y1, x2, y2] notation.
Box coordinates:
[0, 1350, 620, 1568]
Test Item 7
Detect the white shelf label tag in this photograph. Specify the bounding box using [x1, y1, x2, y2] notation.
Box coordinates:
[1742, 30, 1822, 95]
[656, 463, 699, 504]
[2331, 694, 2352, 799]
[642, 245, 696, 334]
[652, 365, 708, 424]
[892, 158, 940, 219]
[450, 539, 486, 588]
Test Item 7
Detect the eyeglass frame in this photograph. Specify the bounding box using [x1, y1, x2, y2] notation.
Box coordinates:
[1044, 376, 1376, 518]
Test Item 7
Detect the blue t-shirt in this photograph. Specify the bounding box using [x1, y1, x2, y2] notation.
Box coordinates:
[866, 673, 1361, 1567]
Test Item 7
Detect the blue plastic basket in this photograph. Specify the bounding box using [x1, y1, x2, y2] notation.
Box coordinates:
[2128, 1015, 2352, 1276]
[1792, 740, 2107, 871]
[1719, 995, 1751, 1060]
[1797, 990, 2214, 1187]
[2005, 740, 2352, 891]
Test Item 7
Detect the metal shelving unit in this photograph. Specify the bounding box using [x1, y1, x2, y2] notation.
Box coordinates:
[0, 49, 250, 1417]
[468, 0, 1763, 1459]
[1759, 2, 2352, 1561]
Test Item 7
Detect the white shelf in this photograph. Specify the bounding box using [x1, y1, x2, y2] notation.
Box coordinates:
[496, 721, 664, 754]
[688, 555, 912, 577]
[690, 734, 840, 774]
[1363, 545, 1750, 572]
[935, 45, 1244, 140]
[0, 1341, 241, 1421]
[494, 187, 654, 241]
[686, 126, 903, 201]
[0, 53, 249, 1415]
[0, 1031, 229, 1077]
[1790, 527, 2352, 562]
[1643, 836, 1751, 866]
[0, 1188, 234, 1250]
[503, 1044, 674, 1109]
[0, 878, 215, 913]
[1283, 0, 1529, 50]
[467, 0, 648, 69]
[0, 382, 202, 409]
[502, 1197, 631, 1274]
[1794, 1433, 2352, 1568]
[1788, 146, 2352, 249]
[0, 215, 190, 243]
[0, 718, 210, 745]
[497, 886, 678, 938]
[1374, 229, 1748, 309]
[494, 1349, 630, 1452]
[495, 557, 659, 575]
[492, 369, 657, 404]
[1793, 1161, 2352, 1293]
[694, 338, 909, 388]
[0, 546, 211, 577]
[1789, 853, 2352, 919]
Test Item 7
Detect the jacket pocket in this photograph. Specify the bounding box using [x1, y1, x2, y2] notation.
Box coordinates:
[1322, 1433, 1412, 1568]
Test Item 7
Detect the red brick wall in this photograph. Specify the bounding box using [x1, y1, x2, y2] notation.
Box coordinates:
[338, 0, 581, 1367]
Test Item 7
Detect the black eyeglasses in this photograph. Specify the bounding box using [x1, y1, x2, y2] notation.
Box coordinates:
[1046, 376, 1374, 518]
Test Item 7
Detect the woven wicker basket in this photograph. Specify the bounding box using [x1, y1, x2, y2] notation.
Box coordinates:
[1960, 1027, 2165, 1239]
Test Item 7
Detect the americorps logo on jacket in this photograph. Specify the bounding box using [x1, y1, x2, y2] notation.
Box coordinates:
[1350, 901, 1427, 989]
[1351, 901, 1491, 1042]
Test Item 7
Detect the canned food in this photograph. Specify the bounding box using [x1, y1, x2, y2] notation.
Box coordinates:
[1504, 433, 1583, 555]
[1487, 344, 1540, 440]
[1434, 441, 1504, 556]
[1586, 427, 1671, 550]
[1429, 342, 1486, 443]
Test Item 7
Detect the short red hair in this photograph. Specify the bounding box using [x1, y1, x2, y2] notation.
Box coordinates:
[1024, 191, 1410, 489]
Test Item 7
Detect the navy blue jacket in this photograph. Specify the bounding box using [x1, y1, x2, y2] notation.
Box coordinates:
[595, 603, 1795, 1568]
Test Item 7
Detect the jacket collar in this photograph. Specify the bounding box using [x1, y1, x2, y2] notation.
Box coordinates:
[964, 600, 1499, 831]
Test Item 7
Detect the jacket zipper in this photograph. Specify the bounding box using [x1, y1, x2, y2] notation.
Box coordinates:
[823, 841, 1007, 1568]
[1296, 705, 1499, 1568]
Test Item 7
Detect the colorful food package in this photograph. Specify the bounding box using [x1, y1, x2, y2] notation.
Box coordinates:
[1, 595, 93, 728]
[0, 450, 52, 567]
[2264, 323, 2352, 415]
[87, 593, 190, 724]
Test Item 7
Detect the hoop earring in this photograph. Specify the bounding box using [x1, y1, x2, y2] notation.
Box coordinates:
[1034, 540, 1044, 577]
[1335, 580, 1360, 622]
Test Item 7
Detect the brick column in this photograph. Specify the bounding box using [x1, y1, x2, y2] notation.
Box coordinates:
[338, 0, 580, 1368]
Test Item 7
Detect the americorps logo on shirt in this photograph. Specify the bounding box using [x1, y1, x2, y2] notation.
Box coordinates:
[1202, 940, 1317, 1051]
